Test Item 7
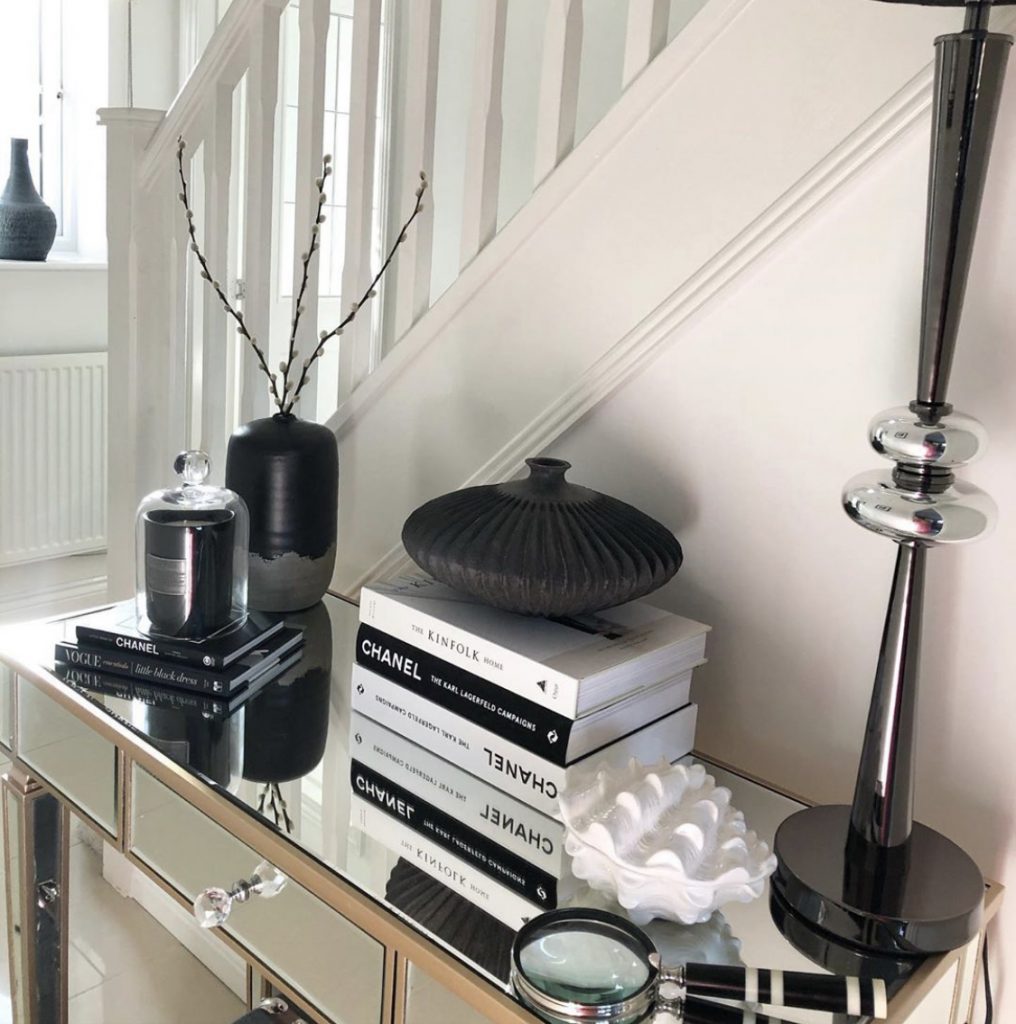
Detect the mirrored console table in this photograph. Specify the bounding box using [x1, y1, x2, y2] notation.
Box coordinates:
[0, 595, 1001, 1024]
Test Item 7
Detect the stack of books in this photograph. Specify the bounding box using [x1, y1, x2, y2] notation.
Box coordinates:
[349, 575, 709, 928]
[54, 601, 304, 712]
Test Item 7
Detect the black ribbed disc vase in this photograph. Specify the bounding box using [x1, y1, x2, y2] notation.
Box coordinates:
[401, 458, 683, 617]
[226, 414, 338, 612]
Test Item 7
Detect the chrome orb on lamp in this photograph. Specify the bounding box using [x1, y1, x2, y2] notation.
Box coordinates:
[772, 0, 1009, 956]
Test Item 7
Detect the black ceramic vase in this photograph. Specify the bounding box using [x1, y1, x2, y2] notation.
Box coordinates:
[401, 457, 683, 617]
[0, 139, 57, 262]
[225, 414, 338, 612]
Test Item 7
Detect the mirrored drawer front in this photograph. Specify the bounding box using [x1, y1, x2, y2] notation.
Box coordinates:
[17, 677, 118, 835]
[131, 767, 385, 1024]
[405, 963, 496, 1024]
[0, 662, 14, 752]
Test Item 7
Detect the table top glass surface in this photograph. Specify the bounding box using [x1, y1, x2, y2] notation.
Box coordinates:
[2, 594, 915, 1022]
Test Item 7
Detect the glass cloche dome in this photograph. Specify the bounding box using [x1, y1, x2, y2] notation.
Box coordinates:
[135, 450, 249, 639]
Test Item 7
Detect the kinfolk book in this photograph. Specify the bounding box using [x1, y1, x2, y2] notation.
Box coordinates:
[351, 712, 571, 882]
[356, 623, 696, 764]
[74, 601, 286, 670]
[54, 626, 304, 696]
[359, 575, 709, 717]
[351, 663, 698, 815]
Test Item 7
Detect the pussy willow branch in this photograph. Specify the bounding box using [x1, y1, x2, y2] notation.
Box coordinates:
[282, 171, 428, 414]
[175, 137, 284, 411]
[282, 156, 332, 405]
[177, 134, 427, 418]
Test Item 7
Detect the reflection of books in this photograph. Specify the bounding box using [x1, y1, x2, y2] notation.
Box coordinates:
[357, 622, 695, 765]
[352, 664, 697, 815]
[54, 651, 301, 719]
[54, 626, 304, 696]
[352, 795, 539, 930]
[74, 601, 287, 669]
[360, 575, 709, 717]
[385, 858, 514, 983]
[351, 712, 570, 880]
[352, 757, 573, 907]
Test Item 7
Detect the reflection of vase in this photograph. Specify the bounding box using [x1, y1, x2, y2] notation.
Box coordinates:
[0, 139, 57, 261]
[402, 458, 683, 617]
[142, 708, 242, 789]
[226, 415, 338, 612]
[242, 601, 332, 782]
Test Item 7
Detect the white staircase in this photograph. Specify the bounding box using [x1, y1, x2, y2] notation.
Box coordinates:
[100, 0, 695, 596]
[102, 0, 995, 598]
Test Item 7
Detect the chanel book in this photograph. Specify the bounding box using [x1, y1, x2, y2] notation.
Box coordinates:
[54, 626, 304, 696]
[351, 712, 571, 881]
[359, 575, 709, 717]
[351, 663, 697, 815]
[356, 622, 695, 764]
[74, 601, 286, 670]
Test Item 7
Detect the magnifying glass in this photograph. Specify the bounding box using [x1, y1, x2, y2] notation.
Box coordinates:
[511, 909, 888, 1024]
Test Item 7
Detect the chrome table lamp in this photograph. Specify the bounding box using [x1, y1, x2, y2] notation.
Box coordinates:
[772, 0, 1010, 955]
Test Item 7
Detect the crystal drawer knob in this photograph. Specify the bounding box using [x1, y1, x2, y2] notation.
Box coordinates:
[193, 860, 287, 928]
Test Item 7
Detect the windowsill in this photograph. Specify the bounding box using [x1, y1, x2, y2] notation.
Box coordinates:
[0, 253, 107, 271]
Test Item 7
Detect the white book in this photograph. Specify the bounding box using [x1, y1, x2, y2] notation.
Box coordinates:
[351, 795, 542, 930]
[351, 663, 698, 816]
[351, 711, 571, 881]
[359, 575, 709, 718]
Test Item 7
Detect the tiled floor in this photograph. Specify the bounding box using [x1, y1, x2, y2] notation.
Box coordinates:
[0, 799, 245, 1024]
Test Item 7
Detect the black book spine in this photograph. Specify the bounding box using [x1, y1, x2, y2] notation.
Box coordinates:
[356, 623, 575, 765]
[351, 759, 560, 908]
[74, 627, 227, 669]
[54, 643, 237, 695]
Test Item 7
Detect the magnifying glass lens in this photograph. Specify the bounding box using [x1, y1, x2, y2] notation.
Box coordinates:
[518, 925, 652, 1005]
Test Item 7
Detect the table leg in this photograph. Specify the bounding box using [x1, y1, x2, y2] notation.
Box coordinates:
[3, 767, 69, 1024]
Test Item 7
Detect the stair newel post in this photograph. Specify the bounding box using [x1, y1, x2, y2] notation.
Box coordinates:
[98, 107, 168, 599]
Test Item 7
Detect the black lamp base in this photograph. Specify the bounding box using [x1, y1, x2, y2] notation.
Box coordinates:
[772, 805, 984, 956]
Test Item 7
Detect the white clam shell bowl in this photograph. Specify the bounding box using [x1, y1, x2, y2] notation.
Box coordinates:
[559, 759, 777, 926]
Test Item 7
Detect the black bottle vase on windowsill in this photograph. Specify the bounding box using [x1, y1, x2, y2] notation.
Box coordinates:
[0, 138, 57, 262]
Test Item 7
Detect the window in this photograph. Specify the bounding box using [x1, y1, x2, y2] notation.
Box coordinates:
[0, 0, 108, 259]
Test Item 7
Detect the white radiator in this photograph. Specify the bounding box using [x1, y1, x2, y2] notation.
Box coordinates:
[0, 352, 107, 566]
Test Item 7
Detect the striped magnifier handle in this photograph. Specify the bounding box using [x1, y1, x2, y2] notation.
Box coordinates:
[683, 964, 888, 1019]
[679, 995, 791, 1024]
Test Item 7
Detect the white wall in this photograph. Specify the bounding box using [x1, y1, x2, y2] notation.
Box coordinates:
[331, 0, 1015, 1011]
[0, 268, 108, 356]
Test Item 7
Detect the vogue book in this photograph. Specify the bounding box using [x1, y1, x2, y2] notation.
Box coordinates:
[356, 623, 694, 765]
[351, 663, 698, 815]
[359, 575, 709, 717]
[54, 626, 304, 696]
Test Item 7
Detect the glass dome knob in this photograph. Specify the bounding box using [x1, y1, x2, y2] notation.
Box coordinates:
[173, 449, 211, 486]
[253, 860, 287, 898]
[193, 887, 232, 928]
